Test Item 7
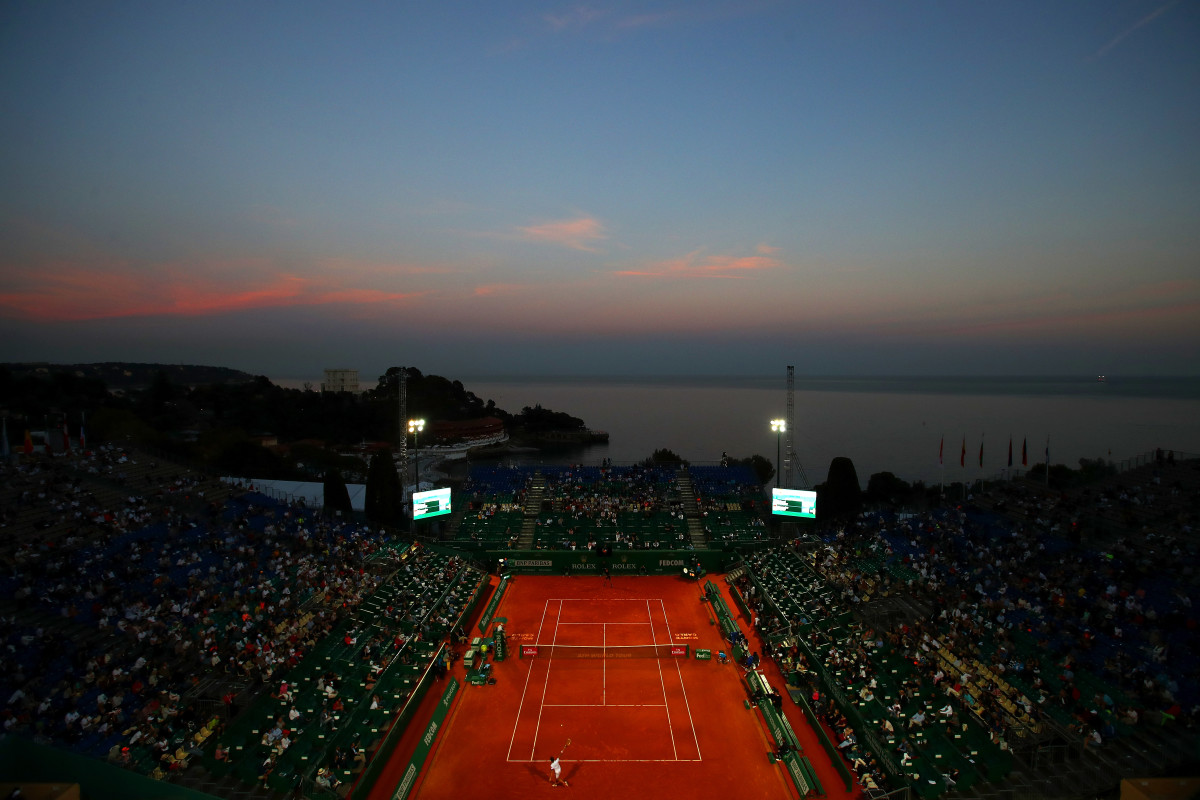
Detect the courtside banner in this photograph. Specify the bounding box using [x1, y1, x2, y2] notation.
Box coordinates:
[478, 576, 509, 634]
[521, 645, 539, 658]
[670, 645, 688, 657]
[392, 677, 460, 800]
[784, 752, 812, 797]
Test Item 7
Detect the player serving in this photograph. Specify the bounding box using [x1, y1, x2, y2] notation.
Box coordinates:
[549, 738, 571, 787]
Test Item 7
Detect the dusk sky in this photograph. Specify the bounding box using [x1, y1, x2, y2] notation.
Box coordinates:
[2, 1, 1198, 380]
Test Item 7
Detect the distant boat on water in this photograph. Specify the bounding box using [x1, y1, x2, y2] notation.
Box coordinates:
[1097, 375, 1106, 382]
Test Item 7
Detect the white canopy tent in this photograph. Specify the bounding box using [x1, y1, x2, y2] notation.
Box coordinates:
[221, 477, 367, 511]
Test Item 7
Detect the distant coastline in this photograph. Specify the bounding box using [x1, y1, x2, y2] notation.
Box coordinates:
[271, 374, 1200, 400]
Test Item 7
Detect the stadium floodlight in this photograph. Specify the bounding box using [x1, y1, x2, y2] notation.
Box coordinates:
[407, 418, 425, 490]
[770, 419, 786, 488]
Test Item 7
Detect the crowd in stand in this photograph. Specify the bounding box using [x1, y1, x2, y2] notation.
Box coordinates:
[690, 464, 769, 545]
[819, 505, 1196, 730]
[730, 461, 1198, 797]
[533, 464, 689, 550]
[0, 447, 482, 794]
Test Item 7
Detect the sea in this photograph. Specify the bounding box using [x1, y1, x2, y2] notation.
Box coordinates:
[273, 375, 1200, 486]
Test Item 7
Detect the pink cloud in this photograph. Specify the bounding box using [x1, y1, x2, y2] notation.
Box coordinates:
[616, 11, 681, 29]
[544, 6, 605, 32]
[472, 283, 521, 297]
[852, 278, 1200, 340]
[515, 216, 607, 252]
[0, 260, 422, 322]
[616, 247, 782, 279]
[1093, 1, 1180, 60]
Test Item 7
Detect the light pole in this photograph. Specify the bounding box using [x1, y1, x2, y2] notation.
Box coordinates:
[408, 418, 425, 491]
[770, 419, 786, 488]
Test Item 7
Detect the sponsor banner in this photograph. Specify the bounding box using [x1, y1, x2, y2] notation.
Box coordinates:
[511, 559, 552, 568]
[521, 645, 539, 658]
[478, 576, 509, 634]
[784, 753, 811, 796]
[669, 645, 687, 657]
[393, 764, 419, 800]
[392, 677, 460, 800]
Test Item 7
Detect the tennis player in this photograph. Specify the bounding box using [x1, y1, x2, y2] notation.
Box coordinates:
[549, 756, 568, 787]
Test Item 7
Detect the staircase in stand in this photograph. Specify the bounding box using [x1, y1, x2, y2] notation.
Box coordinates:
[676, 468, 708, 550]
[517, 472, 546, 549]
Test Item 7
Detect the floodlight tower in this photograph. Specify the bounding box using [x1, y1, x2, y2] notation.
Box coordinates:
[785, 365, 809, 489]
[408, 418, 425, 490]
[770, 419, 786, 488]
[397, 367, 408, 486]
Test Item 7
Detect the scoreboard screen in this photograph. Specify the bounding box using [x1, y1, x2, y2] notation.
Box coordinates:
[413, 487, 451, 520]
[771, 488, 817, 518]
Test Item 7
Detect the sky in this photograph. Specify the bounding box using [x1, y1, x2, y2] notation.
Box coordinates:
[1, 0, 1198, 381]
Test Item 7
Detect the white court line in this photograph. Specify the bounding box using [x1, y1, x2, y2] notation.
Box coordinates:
[506, 598, 551, 761]
[544, 703, 666, 708]
[508, 762, 700, 767]
[529, 599, 564, 760]
[658, 598, 702, 760]
[646, 599, 678, 760]
[503, 597, 693, 764]
[602, 622, 606, 706]
[545, 598, 665, 601]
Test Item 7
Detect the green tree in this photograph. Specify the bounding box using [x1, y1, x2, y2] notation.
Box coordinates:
[727, 454, 775, 486]
[213, 439, 289, 478]
[644, 448, 687, 465]
[865, 471, 912, 506]
[365, 452, 404, 526]
[815, 457, 862, 521]
[323, 468, 354, 517]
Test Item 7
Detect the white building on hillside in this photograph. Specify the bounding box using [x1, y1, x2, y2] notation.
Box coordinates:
[322, 368, 359, 394]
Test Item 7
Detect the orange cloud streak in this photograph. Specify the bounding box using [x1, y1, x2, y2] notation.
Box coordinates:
[0, 263, 420, 322]
[515, 216, 607, 252]
[616, 247, 782, 278]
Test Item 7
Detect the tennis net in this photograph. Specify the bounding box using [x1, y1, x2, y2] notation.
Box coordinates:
[519, 643, 689, 659]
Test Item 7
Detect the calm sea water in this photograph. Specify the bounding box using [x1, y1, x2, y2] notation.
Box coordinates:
[269, 374, 1200, 485]
[455, 375, 1200, 485]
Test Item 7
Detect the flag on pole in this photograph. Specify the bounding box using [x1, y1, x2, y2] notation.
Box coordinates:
[939, 435, 944, 466]
[24, 430, 33, 456]
[62, 421, 71, 455]
[44, 419, 51, 455]
[1007, 437, 1013, 468]
[1, 418, 9, 459]
[1045, 436, 1051, 486]
[1022, 437, 1028, 466]
[960, 437, 966, 467]
[80, 412, 86, 450]
[979, 437, 984, 467]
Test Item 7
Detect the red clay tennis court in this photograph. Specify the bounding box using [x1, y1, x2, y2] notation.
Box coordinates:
[368, 574, 831, 800]
[506, 596, 701, 764]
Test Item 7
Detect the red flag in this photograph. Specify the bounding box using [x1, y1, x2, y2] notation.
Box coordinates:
[62, 422, 71, 455]
[1021, 437, 1027, 466]
[960, 437, 966, 467]
[979, 439, 984, 467]
[1007, 437, 1013, 467]
[80, 413, 86, 450]
[23, 430, 33, 456]
[938, 436, 944, 466]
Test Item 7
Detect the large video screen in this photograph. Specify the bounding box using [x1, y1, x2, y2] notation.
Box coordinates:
[413, 487, 451, 520]
[771, 488, 817, 518]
